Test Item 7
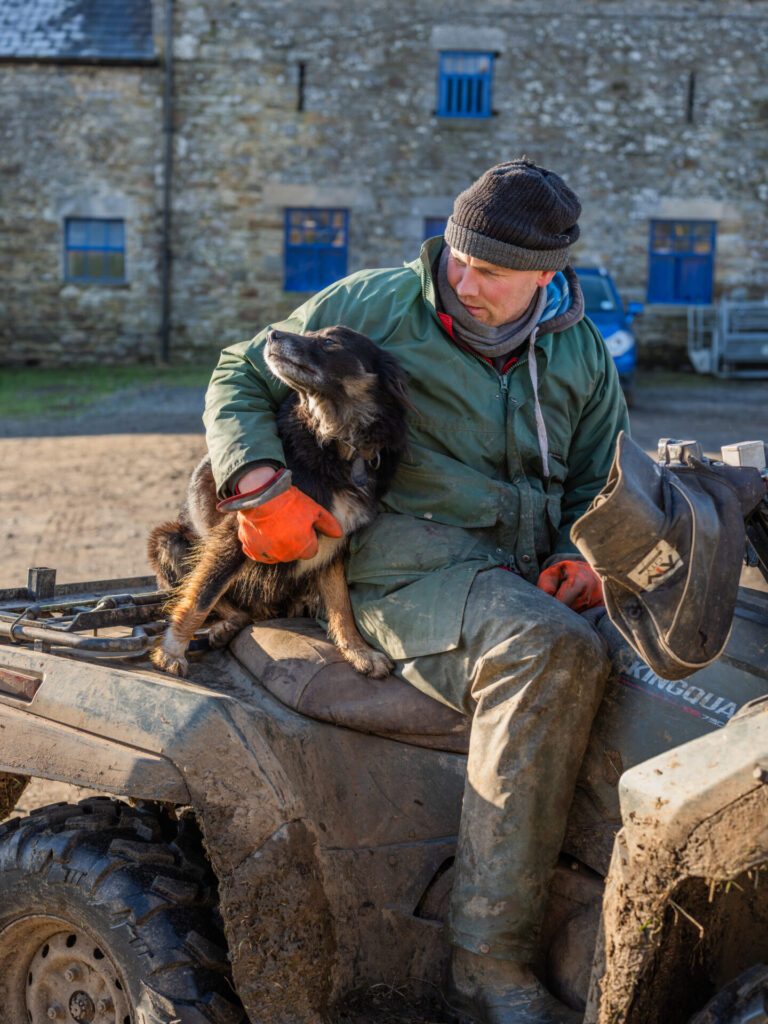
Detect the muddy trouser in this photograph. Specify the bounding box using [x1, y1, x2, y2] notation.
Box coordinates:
[396, 567, 611, 963]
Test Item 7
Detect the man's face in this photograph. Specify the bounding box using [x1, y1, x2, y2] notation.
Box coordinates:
[446, 248, 557, 327]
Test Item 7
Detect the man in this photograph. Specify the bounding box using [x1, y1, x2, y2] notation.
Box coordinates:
[204, 159, 629, 1024]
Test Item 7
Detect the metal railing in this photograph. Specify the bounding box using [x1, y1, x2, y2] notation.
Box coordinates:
[0, 571, 166, 658]
[688, 301, 768, 378]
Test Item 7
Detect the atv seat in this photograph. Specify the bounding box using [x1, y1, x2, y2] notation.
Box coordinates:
[230, 618, 470, 753]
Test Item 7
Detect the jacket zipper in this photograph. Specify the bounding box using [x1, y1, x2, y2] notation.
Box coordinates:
[436, 310, 525, 397]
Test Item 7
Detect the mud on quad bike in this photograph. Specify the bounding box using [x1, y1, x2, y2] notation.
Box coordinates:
[0, 439, 766, 1024]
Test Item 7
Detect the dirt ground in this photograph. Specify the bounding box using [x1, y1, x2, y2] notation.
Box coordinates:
[0, 431, 205, 587]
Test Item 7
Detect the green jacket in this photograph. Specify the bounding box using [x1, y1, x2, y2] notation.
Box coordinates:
[204, 238, 629, 659]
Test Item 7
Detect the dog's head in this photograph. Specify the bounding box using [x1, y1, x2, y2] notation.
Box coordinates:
[264, 325, 410, 456]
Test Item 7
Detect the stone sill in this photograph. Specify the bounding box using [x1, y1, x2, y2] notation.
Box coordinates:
[432, 114, 498, 131]
[641, 304, 697, 314]
[61, 282, 132, 290]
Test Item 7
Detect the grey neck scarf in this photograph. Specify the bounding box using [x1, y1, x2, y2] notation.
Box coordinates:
[436, 245, 547, 358]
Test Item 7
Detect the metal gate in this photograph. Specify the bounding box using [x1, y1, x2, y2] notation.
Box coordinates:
[688, 301, 768, 378]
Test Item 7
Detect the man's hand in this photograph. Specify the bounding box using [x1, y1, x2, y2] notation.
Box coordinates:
[235, 478, 343, 563]
[536, 560, 603, 612]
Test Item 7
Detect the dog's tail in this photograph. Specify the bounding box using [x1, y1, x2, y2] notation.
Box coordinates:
[148, 521, 198, 590]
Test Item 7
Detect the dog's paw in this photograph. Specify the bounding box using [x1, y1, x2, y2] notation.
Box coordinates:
[207, 619, 240, 649]
[344, 646, 394, 678]
[150, 645, 189, 678]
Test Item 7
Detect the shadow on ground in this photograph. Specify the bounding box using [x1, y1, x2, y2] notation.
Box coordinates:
[0, 372, 766, 450]
[0, 384, 207, 438]
[629, 372, 768, 455]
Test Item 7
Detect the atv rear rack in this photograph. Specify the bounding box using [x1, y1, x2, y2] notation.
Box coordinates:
[0, 568, 168, 659]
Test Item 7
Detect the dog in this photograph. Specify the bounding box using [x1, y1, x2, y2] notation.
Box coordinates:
[147, 325, 410, 680]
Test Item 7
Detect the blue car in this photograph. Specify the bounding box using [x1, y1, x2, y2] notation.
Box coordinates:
[575, 267, 642, 406]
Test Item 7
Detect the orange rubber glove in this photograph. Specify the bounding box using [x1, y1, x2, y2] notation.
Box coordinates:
[236, 486, 342, 564]
[536, 560, 603, 612]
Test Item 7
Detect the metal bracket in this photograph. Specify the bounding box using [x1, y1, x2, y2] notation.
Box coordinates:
[657, 438, 704, 467]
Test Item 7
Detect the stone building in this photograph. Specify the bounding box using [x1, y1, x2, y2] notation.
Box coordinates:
[1, 0, 767, 366]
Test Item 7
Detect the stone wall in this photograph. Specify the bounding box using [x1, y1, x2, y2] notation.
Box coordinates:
[2, 0, 767, 366]
[0, 61, 164, 364]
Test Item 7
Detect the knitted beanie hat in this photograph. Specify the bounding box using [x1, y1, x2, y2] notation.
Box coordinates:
[444, 159, 581, 271]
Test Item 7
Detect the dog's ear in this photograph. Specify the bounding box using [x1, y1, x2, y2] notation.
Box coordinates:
[377, 351, 414, 410]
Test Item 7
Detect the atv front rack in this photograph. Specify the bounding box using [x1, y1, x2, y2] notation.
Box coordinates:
[0, 568, 168, 659]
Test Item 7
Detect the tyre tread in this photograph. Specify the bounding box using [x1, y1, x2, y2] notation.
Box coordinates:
[0, 798, 244, 1024]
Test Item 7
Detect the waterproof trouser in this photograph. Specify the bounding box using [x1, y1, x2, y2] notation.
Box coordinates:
[397, 568, 610, 963]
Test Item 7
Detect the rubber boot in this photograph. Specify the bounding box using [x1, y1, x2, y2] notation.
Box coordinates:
[443, 947, 582, 1024]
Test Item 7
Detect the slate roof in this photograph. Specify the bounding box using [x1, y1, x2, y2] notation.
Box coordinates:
[0, 0, 155, 63]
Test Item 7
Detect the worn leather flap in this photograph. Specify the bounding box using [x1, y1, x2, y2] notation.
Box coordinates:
[230, 618, 470, 753]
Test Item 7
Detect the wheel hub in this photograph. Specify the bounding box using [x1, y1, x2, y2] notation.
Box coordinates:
[69, 990, 96, 1021]
[22, 927, 130, 1024]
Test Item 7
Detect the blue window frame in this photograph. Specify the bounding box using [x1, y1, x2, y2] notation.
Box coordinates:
[437, 52, 494, 118]
[65, 218, 125, 282]
[284, 208, 348, 292]
[424, 217, 448, 241]
[647, 220, 716, 304]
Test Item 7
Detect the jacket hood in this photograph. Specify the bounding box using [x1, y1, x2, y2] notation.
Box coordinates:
[539, 265, 584, 334]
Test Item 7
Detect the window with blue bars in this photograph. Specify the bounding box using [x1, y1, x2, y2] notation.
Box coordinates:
[437, 52, 494, 119]
[424, 217, 448, 241]
[284, 208, 348, 292]
[65, 219, 126, 282]
[647, 220, 716, 304]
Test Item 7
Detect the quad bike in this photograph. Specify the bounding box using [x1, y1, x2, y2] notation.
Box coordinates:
[0, 439, 766, 1024]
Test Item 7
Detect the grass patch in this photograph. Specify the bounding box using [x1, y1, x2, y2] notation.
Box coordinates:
[0, 363, 211, 420]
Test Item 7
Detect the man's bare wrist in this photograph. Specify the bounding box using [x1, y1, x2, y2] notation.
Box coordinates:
[235, 466, 280, 494]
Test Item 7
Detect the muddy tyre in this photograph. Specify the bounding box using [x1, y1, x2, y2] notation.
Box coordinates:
[0, 797, 244, 1024]
[687, 963, 768, 1023]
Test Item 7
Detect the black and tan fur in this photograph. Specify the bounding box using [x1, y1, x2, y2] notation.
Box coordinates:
[148, 325, 410, 679]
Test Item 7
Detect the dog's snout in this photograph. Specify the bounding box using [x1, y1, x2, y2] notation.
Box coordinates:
[267, 328, 307, 347]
